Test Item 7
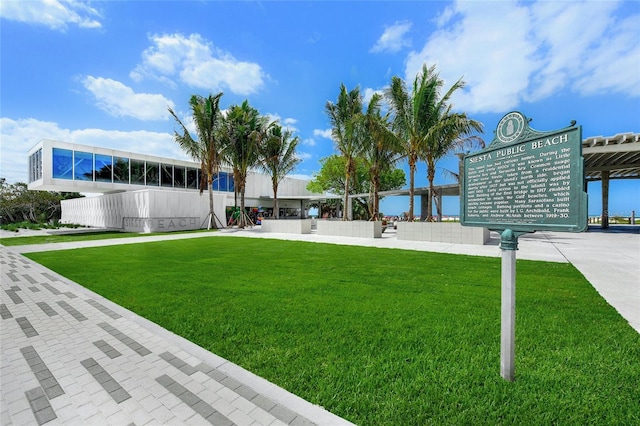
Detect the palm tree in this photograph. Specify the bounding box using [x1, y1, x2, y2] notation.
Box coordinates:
[385, 65, 440, 221]
[258, 122, 301, 219]
[220, 100, 267, 228]
[386, 63, 483, 221]
[168, 93, 224, 229]
[360, 93, 402, 220]
[325, 84, 364, 220]
[421, 106, 484, 220]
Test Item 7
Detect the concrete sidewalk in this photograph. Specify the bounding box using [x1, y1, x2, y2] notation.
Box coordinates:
[1, 225, 638, 425]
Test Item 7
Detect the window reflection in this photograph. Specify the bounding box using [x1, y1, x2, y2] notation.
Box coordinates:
[212, 172, 233, 192]
[131, 159, 145, 185]
[74, 151, 94, 181]
[52, 148, 73, 180]
[219, 172, 229, 192]
[114, 157, 129, 184]
[212, 172, 220, 191]
[187, 167, 199, 189]
[95, 154, 112, 182]
[29, 149, 43, 182]
[228, 173, 234, 192]
[174, 166, 185, 188]
[146, 162, 159, 186]
[161, 164, 173, 187]
[46, 146, 204, 189]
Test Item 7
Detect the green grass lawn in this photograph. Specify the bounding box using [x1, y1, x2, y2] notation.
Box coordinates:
[26, 238, 639, 425]
[0, 229, 212, 246]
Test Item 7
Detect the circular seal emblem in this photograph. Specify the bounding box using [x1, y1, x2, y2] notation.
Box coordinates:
[496, 112, 525, 143]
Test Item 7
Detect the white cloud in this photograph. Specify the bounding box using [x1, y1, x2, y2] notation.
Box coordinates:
[370, 21, 412, 53]
[362, 87, 385, 106]
[82, 76, 175, 121]
[301, 138, 315, 147]
[131, 33, 266, 96]
[313, 129, 332, 139]
[526, 0, 627, 101]
[265, 114, 298, 133]
[405, 0, 640, 114]
[434, 5, 455, 28]
[282, 119, 298, 133]
[0, 117, 185, 184]
[282, 117, 297, 127]
[295, 152, 313, 161]
[569, 12, 640, 97]
[177, 113, 198, 138]
[0, 0, 101, 30]
[406, 1, 536, 114]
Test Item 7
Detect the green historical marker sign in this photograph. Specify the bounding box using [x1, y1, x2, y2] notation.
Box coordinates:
[461, 111, 588, 381]
[461, 111, 588, 233]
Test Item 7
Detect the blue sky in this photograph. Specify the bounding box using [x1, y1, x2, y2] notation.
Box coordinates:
[1, 0, 639, 216]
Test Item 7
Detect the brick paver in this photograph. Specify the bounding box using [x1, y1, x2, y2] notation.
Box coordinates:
[0, 246, 352, 425]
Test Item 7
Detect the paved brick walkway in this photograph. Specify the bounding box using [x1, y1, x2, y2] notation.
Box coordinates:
[0, 246, 352, 425]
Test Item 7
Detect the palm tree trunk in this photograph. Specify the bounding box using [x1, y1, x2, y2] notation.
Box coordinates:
[427, 158, 436, 221]
[408, 157, 416, 221]
[273, 183, 279, 219]
[343, 162, 350, 221]
[372, 176, 380, 221]
[207, 174, 216, 229]
[427, 158, 436, 222]
[239, 181, 246, 228]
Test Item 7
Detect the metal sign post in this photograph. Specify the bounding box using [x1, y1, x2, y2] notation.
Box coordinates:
[461, 112, 588, 381]
[499, 229, 518, 381]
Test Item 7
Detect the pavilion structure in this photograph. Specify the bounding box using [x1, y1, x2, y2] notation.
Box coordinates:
[582, 132, 640, 228]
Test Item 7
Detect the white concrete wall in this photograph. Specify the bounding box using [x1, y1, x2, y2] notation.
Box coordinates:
[61, 191, 150, 228]
[244, 171, 317, 198]
[396, 222, 489, 245]
[61, 189, 227, 231]
[260, 219, 312, 234]
[316, 220, 382, 238]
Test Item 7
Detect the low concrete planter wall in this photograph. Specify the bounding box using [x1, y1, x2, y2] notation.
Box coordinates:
[397, 222, 489, 245]
[316, 220, 382, 238]
[260, 219, 312, 234]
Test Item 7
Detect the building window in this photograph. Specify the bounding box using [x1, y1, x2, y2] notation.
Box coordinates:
[186, 167, 199, 189]
[146, 162, 159, 186]
[174, 166, 185, 188]
[228, 173, 234, 193]
[74, 151, 94, 181]
[29, 149, 43, 183]
[95, 154, 113, 182]
[52, 148, 73, 180]
[213, 172, 229, 192]
[211, 172, 234, 192]
[131, 159, 145, 185]
[114, 157, 129, 184]
[161, 163, 173, 188]
[212, 172, 220, 191]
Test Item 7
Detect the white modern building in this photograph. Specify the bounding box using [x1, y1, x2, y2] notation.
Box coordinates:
[27, 139, 325, 232]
